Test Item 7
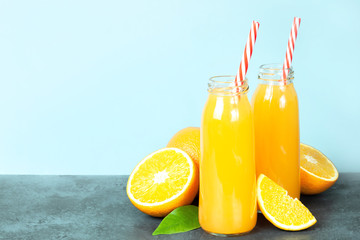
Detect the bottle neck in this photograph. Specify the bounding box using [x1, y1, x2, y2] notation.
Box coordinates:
[258, 63, 294, 85]
[208, 75, 249, 96]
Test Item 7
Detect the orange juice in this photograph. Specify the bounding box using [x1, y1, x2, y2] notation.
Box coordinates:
[199, 76, 257, 236]
[251, 64, 300, 199]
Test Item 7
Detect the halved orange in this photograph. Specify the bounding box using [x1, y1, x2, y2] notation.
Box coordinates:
[300, 143, 339, 195]
[257, 174, 317, 231]
[126, 148, 199, 217]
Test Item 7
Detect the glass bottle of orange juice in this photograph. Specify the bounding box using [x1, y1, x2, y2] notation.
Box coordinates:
[251, 64, 300, 199]
[199, 76, 257, 236]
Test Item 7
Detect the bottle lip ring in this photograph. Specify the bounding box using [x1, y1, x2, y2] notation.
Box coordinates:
[258, 63, 294, 82]
[208, 75, 249, 96]
[259, 63, 292, 72]
[209, 75, 247, 84]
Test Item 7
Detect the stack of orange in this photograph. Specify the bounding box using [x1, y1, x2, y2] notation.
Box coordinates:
[127, 127, 200, 217]
[257, 143, 338, 231]
[127, 126, 339, 233]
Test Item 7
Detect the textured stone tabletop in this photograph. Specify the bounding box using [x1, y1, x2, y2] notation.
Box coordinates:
[0, 173, 359, 240]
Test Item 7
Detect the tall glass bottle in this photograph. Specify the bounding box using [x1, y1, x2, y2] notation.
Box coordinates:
[199, 76, 257, 236]
[251, 64, 300, 199]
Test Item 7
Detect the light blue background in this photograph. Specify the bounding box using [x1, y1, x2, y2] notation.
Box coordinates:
[0, 0, 359, 174]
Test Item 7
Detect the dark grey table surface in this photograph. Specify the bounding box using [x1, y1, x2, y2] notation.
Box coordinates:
[0, 173, 359, 240]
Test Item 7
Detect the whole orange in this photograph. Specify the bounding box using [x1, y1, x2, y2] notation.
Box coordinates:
[167, 127, 200, 167]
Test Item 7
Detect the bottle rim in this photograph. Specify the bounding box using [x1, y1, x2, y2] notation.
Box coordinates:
[258, 63, 294, 83]
[208, 75, 249, 96]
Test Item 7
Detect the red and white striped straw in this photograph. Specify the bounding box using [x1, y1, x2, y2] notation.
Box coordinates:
[235, 21, 260, 85]
[282, 17, 301, 83]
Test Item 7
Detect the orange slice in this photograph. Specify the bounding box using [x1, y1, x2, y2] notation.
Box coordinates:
[126, 148, 199, 217]
[257, 174, 317, 231]
[300, 143, 339, 195]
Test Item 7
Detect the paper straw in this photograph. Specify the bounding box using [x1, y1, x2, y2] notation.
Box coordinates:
[235, 21, 260, 86]
[282, 17, 301, 83]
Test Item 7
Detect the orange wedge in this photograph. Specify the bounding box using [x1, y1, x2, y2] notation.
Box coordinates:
[126, 148, 199, 217]
[300, 143, 339, 195]
[257, 174, 317, 231]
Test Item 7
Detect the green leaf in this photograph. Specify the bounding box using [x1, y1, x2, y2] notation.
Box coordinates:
[152, 205, 200, 235]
